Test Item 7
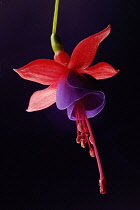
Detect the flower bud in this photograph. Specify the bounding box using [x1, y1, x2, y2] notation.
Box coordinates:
[51, 33, 64, 53]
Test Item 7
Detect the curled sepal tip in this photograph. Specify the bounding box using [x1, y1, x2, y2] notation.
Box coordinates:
[51, 33, 64, 53]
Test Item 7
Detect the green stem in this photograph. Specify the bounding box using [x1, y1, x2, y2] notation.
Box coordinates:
[52, 0, 60, 34]
[51, 0, 64, 53]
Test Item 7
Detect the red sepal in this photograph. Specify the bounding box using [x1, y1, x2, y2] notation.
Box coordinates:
[78, 62, 119, 80]
[26, 83, 57, 112]
[14, 59, 67, 85]
[68, 25, 111, 70]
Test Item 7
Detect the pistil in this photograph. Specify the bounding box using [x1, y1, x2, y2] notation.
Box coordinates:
[75, 99, 107, 194]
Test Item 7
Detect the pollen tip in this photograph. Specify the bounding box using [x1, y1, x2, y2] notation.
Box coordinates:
[77, 123, 83, 132]
[76, 136, 81, 144]
[89, 148, 95, 157]
[81, 139, 86, 148]
[99, 178, 108, 194]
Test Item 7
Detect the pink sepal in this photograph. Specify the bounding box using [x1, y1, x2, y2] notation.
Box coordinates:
[68, 25, 111, 70]
[14, 59, 67, 85]
[26, 83, 57, 112]
[78, 62, 119, 80]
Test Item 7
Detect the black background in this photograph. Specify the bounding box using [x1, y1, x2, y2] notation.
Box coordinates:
[0, 0, 140, 209]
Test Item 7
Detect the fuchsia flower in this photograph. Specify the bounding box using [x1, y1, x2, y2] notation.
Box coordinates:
[14, 25, 119, 194]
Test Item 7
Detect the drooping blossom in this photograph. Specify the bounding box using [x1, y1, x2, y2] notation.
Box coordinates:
[14, 25, 119, 193]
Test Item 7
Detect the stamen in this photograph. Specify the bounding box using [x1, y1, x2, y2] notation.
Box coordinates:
[89, 136, 93, 145]
[85, 116, 107, 193]
[89, 148, 95, 157]
[76, 135, 81, 144]
[77, 122, 83, 132]
[84, 127, 89, 134]
[74, 99, 107, 194]
[81, 138, 86, 148]
[99, 179, 108, 194]
[85, 134, 90, 147]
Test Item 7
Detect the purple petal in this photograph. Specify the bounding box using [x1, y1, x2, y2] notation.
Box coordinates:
[67, 71, 101, 90]
[56, 75, 102, 110]
[67, 91, 105, 120]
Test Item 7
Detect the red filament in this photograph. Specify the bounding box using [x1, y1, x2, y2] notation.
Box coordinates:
[75, 99, 107, 194]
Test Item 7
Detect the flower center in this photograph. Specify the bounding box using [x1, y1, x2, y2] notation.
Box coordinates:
[74, 99, 108, 194]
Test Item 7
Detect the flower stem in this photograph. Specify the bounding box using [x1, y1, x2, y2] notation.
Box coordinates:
[51, 0, 64, 53]
[52, 0, 60, 34]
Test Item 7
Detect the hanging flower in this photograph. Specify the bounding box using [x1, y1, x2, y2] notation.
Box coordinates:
[13, 25, 118, 112]
[13, 25, 119, 194]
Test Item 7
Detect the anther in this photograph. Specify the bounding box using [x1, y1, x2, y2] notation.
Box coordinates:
[76, 135, 81, 144]
[89, 148, 95, 157]
[77, 123, 83, 132]
[89, 136, 93, 144]
[81, 139, 86, 148]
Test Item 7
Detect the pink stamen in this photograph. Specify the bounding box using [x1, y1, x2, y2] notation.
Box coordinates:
[76, 135, 81, 144]
[81, 138, 86, 148]
[85, 134, 91, 149]
[89, 148, 95, 157]
[75, 99, 107, 194]
[77, 122, 83, 132]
